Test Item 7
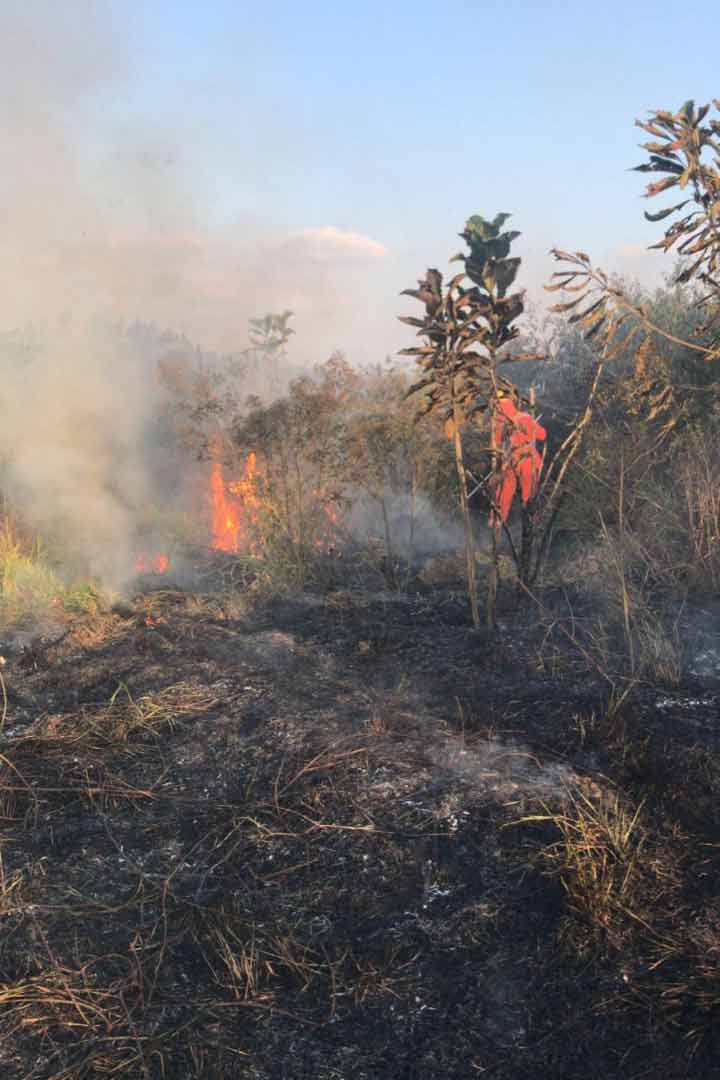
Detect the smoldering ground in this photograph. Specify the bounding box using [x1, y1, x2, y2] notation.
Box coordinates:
[4, 572, 719, 1079]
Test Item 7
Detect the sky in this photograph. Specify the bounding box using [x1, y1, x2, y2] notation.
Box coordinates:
[2, 0, 718, 368]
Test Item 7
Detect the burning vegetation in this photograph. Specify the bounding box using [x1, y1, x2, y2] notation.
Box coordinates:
[1, 98, 720, 1078]
[211, 456, 259, 555]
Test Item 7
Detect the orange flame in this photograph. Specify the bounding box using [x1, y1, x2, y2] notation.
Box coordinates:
[211, 460, 240, 552]
[136, 552, 169, 575]
[211, 453, 262, 555]
[210, 456, 341, 557]
[144, 615, 167, 627]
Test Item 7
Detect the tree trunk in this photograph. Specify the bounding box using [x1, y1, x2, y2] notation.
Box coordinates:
[519, 387, 536, 587]
[380, 494, 396, 588]
[451, 392, 480, 628]
[519, 507, 533, 585]
[486, 398, 499, 630]
[403, 462, 418, 593]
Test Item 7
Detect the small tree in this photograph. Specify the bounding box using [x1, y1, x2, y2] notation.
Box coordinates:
[548, 99, 720, 362]
[342, 367, 448, 587]
[232, 356, 355, 579]
[527, 99, 720, 591]
[245, 311, 295, 395]
[400, 214, 541, 628]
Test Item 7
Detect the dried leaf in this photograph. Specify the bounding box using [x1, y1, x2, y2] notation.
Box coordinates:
[569, 296, 605, 325]
[645, 176, 680, 197]
[551, 295, 586, 314]
[584, 315, 607, 341]
[675, 255, 706, 284]
[405, 377, 433, 398]
[644, 200, 690, 222]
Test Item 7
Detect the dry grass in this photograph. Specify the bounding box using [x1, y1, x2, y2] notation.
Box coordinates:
[519, 787, 648, 945]
[679, 429, 720, 591]
[0, 672, 403, 1072]
[513, 722, 720, 1070]
[653, 919, 720, 1036]
[104, 682, 219, 740]
[0, 681, 219, 827]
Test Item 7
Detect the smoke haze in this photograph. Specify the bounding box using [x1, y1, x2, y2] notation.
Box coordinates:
[0, 6, 670, 586]
[0, 5, 397, 584]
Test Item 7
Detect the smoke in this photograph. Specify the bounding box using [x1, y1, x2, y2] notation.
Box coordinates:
[344, 491, 463, 559]
[0, 322, 162, 585]
[0, 4, 395, 352]
[0, 5, 399, 586]
[0, 9, 180, 585]
[424, 733, 579, 802]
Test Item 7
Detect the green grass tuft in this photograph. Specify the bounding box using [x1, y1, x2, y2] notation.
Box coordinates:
[0, 517, 105, 622]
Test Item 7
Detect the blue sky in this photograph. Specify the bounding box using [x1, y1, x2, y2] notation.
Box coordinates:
[118, 1, 717, 244]
[5, 1, 719, 364]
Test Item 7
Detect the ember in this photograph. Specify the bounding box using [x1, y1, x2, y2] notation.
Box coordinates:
[143, 614, 166, 627]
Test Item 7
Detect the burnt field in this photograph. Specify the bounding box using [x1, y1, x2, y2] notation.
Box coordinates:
[1, 569, 719, 1079]
[1, 10, 719, 1076]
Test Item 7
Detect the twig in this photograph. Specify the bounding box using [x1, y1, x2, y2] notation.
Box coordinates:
[0, 669, 6, 735]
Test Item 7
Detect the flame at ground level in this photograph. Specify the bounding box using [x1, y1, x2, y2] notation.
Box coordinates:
[210, 453, 342, 557]
[210, 460, 238, 553]
[133, 453, 342, 578]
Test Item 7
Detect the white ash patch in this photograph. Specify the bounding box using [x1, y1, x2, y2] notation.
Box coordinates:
[0, 620, 67, 656]
[689, 647, 720, 679]
[368, 771, 433, 802]
[656, 695, 713, 710]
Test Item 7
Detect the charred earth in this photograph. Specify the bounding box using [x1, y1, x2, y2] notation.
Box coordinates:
[0, 567, 719, 1079]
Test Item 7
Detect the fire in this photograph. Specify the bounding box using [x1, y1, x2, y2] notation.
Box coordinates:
[210, 460, 240, 552]
[313, 492, 341, 553]
[136, 553, 169, 575]
[211, 453, 262, 555]
[209, 453, 341, 557]
[143, 615, 166, 627]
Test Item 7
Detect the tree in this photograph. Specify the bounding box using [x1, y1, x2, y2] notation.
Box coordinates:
[342, 367, 448, 588]
[400, 214, 541, 628]
[522, 100, 720, 592]
[231, 356, 355, 579]
[548, 99, 720, 363]
[246, 311, 295, 394]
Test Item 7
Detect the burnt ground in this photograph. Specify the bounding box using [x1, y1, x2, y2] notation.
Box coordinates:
[1, 570, 720, 1078]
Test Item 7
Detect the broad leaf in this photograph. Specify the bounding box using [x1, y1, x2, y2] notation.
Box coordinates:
[644, 200, 690, 222]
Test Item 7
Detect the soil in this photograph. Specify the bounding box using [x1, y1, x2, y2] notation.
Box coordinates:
[1, 566, 719, 1078]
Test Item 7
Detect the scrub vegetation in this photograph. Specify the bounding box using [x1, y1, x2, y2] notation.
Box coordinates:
[1, 98, 720, 1078]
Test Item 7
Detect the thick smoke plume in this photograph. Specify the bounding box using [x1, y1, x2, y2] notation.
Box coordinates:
[0, 6, 407, 587]
[0, 6, 375, 585]
[0, 6, 189, 584]
[0, 323, 165, 585]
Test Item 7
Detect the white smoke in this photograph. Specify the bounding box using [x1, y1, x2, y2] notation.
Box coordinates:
[0, 5, 399, 585]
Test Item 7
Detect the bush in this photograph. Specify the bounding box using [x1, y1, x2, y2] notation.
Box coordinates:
[0, 516, 104, 622]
